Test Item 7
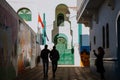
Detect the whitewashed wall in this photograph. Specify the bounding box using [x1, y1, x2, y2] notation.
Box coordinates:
[90, 0, 120, 59]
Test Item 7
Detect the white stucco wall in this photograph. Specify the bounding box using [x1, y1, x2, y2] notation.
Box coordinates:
[90, 0, 120, 59]
[6, 0, 81, 66]
[59, 21, 72, 49]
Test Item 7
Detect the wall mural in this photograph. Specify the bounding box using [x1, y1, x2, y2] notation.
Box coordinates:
[0, 2, 37, 79]
[18, 23, 31, 73]
[54, 34, 74, 65]
[17, 22, 36, 73]
[0, 5, 17, 80]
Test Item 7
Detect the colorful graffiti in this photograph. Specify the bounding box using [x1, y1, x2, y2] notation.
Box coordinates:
[0, 1, 37, 79]
[80, 49, 90, 67]
[17, 22, 36, 73]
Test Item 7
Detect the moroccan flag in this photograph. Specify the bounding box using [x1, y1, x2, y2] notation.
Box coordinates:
[38, 14, 44, 28]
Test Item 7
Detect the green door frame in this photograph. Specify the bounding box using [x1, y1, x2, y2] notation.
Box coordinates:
[54, 33, 74, 65]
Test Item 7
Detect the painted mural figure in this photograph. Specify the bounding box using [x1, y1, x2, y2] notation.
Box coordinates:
[93, 47, 105, 80]
[40, 45, 50, 78]
[50, 46, 60, 78]
[80, 49, 90, 67]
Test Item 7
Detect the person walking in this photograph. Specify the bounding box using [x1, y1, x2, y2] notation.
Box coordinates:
[50, 46, 60, 78]
[40, 45, 50, 78]
[93, 47, 105, 80]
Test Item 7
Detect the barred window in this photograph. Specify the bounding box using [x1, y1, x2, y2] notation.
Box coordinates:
[18, 8, 32, 21]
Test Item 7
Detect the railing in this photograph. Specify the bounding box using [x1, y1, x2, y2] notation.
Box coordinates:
[77, 0, 89, 22]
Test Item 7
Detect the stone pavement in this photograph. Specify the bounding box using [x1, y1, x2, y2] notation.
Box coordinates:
[15, 65, 101, 80]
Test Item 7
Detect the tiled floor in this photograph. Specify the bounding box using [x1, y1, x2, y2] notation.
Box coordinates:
[15, 65, 101, 80]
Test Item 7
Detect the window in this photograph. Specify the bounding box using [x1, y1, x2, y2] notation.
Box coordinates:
[102, 26, 105, 48]
[57, 13, 64, 26]
[18, 8, 32, 21]
[106, 23, 109, 48]
[94, 36, 96, 45]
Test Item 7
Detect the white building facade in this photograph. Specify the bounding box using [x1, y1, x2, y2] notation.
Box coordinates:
[77, 0, 120, 79]
[7, 0, 81, 66]
[77, 0, 120, 61]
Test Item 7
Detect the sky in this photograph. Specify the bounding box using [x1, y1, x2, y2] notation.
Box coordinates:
[35, 0, 77, 27]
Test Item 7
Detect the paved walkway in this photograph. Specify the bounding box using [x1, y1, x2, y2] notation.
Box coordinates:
[15, 65, 101, 80]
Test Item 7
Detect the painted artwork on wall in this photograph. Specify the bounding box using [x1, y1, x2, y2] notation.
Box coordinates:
[0, 1, 37, 79]
[17, 22, 31, 73]
[17, 22, 36, 73]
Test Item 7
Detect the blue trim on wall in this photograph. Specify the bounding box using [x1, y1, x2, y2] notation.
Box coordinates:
[80, 46, 90, 53]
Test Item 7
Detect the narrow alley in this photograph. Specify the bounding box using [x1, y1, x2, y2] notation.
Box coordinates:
[1, 0, 120, 80]
[15, 65, 100, 80]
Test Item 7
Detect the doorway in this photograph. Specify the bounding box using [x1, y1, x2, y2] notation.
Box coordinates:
[117, 15, 120, 61]
[54, 34, 74, 65]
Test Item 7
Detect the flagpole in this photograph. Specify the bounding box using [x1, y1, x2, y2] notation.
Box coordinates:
[43, 13, 46, 45]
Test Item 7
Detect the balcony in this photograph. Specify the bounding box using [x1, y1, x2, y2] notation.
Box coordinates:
[77, 0, 104, 27]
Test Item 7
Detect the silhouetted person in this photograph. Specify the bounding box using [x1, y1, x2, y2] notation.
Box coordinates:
[40, 45, 50, 78]
[93, 47, 105, 80]
[50, 46, 60, 78]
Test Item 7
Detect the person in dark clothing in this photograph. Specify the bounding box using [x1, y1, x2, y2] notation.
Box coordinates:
[50, 46, 60, 78]
[40, 45, 50, 78]
[93, 47, 105, 80]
